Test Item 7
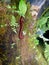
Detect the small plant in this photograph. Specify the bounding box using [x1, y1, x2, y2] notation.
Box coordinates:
[10, 15, 19, 33]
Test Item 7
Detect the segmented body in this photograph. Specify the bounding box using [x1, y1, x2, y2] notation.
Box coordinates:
[19, 16, 24, 39]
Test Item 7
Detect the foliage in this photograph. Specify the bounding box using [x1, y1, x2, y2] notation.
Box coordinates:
[10, 15, 17, 27]
[44, 43, 49, 62]
[29, 34, 39, 46]
[10, 15, 19, 33]
[6, 0, 27, 33]
[37, 17, 49, 32]
[0, 5, 18, 34]
[37, 8, 49, 63]
[37, 8, 49, 32]
[16, 0, 27, 17]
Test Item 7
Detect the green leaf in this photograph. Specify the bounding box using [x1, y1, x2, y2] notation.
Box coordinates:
[38, 17, 48, 28]
[10, 15, 18, 27]
[10, 15, 19, 33]
[19, 0, 27, 16]
[37, 16, 49, 32]
[37, 8, 49, 32]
